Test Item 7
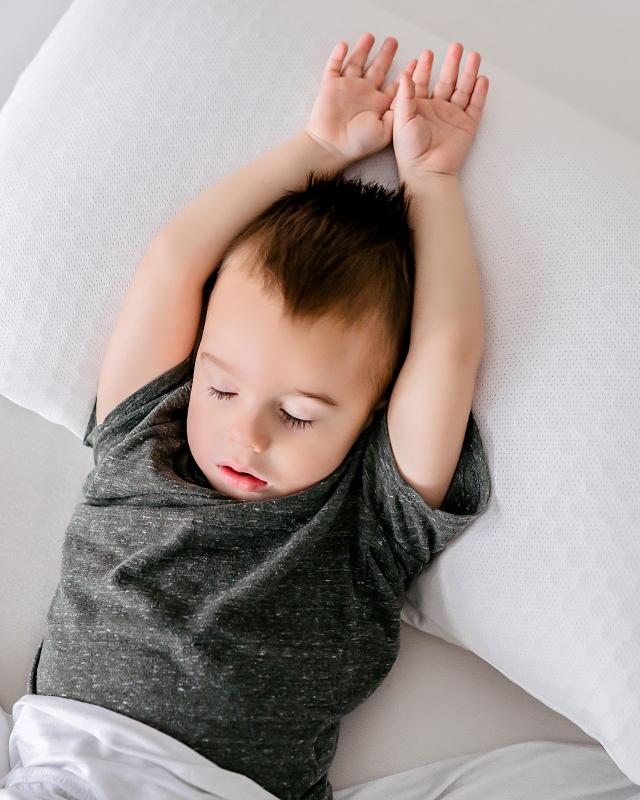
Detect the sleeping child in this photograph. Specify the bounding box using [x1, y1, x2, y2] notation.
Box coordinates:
[18, 33, 492, 800]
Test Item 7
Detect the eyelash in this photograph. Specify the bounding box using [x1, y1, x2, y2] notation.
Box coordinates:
[206, 386, 314, 430]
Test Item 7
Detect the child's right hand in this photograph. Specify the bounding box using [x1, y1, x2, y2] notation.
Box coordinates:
[305, 33, 412, 167]
[390, 42, 489, 178]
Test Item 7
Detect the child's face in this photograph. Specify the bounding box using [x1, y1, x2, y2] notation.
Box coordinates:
[187, 247, 383, 500]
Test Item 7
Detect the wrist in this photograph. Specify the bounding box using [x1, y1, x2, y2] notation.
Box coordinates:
[398, 170, 462, 203]
[398, 170, 466, 225]
[301, 129, 351, 173]
[398, 167, 459, 186]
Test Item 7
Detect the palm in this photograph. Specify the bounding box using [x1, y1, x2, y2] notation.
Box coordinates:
[392, 94, 478, 176]
[390, 41, 489, 176]
[304, 35, 489, 173]
[307, 74, 393, 161]
[305, 35, 404, 164]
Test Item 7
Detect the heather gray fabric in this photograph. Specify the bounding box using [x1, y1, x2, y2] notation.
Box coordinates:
[29, 355, 491, 800]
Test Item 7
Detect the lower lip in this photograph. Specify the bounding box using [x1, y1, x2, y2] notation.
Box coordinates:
[218, 465, 268, 492]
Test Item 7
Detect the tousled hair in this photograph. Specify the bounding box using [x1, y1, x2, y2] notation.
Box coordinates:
[190, 170, 416, 411]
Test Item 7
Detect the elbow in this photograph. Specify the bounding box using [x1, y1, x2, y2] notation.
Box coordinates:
[447, 330, 486, 363]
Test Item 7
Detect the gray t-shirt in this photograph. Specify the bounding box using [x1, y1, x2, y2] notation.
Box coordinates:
[29, 355, 491, 800]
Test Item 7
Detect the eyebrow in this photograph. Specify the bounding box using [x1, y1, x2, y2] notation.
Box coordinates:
[200, 351, 340, 407]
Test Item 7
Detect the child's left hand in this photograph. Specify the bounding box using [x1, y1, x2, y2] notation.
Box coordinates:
[390, 42, 490, 178]
[305, 33, 416, 166]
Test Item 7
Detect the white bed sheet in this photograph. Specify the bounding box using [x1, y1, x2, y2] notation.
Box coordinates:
[1, 695, 638, 800]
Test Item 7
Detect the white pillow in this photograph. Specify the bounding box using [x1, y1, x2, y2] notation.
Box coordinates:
[1, 0, 638, 788]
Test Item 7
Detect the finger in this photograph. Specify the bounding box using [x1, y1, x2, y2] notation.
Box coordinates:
[432, 41, 463, 101]
[363, 36, 399, 90]
[385, 59, 418, 106]
[450, 50, 481, 109]
[381, 107, 394, 146]
[411, 50, 434, 99]
[323, 40, 349, 79]
[465, 75, 490, 123]
[342, 31, 376, 77]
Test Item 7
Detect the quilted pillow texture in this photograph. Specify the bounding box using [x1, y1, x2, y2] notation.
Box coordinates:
[0, 0, 638, 788]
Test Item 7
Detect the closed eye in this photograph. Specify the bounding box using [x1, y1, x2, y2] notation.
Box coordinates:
[207, 386, 314, 430]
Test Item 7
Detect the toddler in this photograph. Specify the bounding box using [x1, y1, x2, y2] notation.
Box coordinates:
[19, 33, 492, 800]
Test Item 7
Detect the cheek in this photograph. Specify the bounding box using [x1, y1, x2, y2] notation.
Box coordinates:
[186, 394, 211, 455]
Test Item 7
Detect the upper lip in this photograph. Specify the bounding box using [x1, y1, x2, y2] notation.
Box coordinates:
[219, 462, 267, 482]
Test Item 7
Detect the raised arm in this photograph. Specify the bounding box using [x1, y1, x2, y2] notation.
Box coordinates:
[94, 133, 344, 427]
[94, 32, 406, 427]
[155, 131, 346, 286]
[387, 173, 485, 509]
[156, 30, 411, 283]
[386, 41, 489, 509]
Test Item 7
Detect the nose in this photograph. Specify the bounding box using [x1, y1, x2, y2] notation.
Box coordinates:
[229, 408, 270, 453]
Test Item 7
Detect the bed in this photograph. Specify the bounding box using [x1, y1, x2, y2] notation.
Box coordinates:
[1, 1, 638, 797]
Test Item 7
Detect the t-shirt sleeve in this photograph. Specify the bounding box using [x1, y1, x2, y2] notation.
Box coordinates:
[361, 406, 491, 578]
[82, 355, 193, 468]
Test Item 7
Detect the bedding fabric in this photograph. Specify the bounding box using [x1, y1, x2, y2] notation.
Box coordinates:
[27, 356, 490, 800]
[2, 0, 639, 788]
[2, 695, 639, 800]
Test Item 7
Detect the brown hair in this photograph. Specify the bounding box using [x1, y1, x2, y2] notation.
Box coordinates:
[190, 170, 415, 411]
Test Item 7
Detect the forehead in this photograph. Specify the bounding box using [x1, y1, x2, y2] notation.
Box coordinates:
[203, 257, 376, 388]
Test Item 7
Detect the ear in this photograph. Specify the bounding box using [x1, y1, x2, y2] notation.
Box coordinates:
[364, 397, 388, 429]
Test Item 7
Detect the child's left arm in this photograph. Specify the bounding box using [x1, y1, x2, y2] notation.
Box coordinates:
[387, 173, 486, 510]
[386, 42, 490, 509]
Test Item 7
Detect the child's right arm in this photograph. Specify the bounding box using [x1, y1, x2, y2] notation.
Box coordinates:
[96, 32, 406, 427]
[95, 132, 344, 426]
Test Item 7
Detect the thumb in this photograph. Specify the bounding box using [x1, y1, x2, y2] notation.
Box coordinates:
[382, 108, 394, 145]
[395, 72, 416, 127]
